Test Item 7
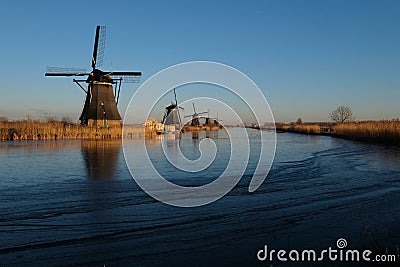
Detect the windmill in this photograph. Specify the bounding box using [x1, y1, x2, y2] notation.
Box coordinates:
[204, 110, 222, 128]
[45, 25, 141, 127]
[204, 109, 212, 126]
[184, 103, 208, 127]
[162, 88, 184, 127]
[211, 113, 223, 128]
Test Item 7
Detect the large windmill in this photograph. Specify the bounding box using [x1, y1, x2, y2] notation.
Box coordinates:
[45, 25, 141, 127]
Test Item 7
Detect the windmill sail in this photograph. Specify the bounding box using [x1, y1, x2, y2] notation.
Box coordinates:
[45, 67, 89, 76]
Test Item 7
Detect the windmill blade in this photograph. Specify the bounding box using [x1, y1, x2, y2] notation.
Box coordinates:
[108, 75, 141, 83]
[192, 103, 196, 114]
[173, 88, 178, 105]
[92, 26, 100, 69]
[92, 25, 106, 69]
[173, 88, 183, 127]
[96, 26, 106, 68]
[184, 115, 194, 118]
[107, 71, 142, 76]
[110, 75, 141, 83]
[107, 71, 142, 83]
[45, 67, 89, 76]
[197, 112, 208, 115]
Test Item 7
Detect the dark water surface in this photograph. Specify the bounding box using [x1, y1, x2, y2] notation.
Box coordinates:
[1, 130, 400, 266]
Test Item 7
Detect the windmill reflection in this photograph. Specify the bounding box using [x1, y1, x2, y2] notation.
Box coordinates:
[189, 130, 220, 140]
[81, 140, 121, 180]
[205, 130, 219, 139]
[191, 131, 199, 139]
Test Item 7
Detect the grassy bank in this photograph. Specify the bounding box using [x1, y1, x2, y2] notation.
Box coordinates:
[276, 120, 400, 146]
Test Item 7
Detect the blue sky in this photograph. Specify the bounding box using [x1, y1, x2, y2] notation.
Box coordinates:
[0, 0, 399, 123]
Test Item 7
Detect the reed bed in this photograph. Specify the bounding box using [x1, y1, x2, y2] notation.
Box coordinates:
[276, 120, 400, 146]
[0, 120, 123, 141]
[332, 120, 400, 146]
[276, 124, 321, 134]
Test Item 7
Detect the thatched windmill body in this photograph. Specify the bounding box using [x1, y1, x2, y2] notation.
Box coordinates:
[45, 25, 141, 127]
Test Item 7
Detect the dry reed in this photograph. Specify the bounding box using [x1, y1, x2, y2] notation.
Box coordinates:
[0, 120, 123, 140]
[276, 124, 321, 134]
[276, 120, 400, 146]
[332, 120, 400, 145]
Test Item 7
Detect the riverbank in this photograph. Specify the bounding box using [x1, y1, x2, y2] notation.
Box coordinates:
[276, 123, 323, 135]
[0, 120, 147, 140]
[3, 119, 399, 146]
[276, 120, 400, 146]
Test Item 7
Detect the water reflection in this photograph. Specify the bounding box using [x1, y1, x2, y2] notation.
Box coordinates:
[191, 131, 199, 139]
[180, 130, 221, 140]
[81, 140, 121, 180]
[206, 130, 219, 139]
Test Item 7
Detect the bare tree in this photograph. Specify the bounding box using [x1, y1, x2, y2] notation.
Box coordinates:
[330, 106, 354, 123]
[61, 116, 73, 124]
[45, 116, 58, 123]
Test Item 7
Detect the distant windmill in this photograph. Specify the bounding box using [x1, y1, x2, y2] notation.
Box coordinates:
[184, 103, 208, 127]
[45, 25, 141, 127]
[204, 110, 222, 127]
[204, 109, 213, 125]
[162, 88, 184, 127]
[212, 113, 223, 127]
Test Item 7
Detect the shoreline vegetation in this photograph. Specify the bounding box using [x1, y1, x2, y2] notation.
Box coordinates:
[276, 120, 400, 146]
[0, 119, 146, 141]
[1, 118, 399, 147]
